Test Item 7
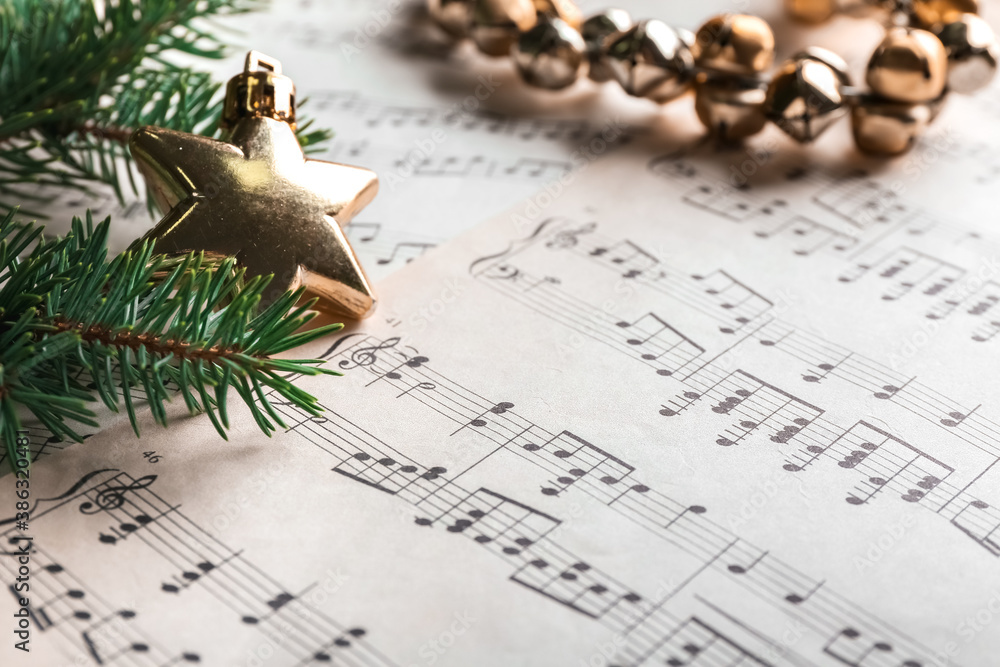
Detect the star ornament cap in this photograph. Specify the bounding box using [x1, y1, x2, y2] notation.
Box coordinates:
[129, 51, 379, 320]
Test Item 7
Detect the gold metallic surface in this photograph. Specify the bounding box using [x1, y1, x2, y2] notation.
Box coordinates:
[785, 0, 838, 23]
[470, 0, 538, 56]
[851, 94, 944, 154]
[581, 8, 632, 83]
[606, 19, 695, 103]
[691, 14, 775, 76]
[534, 0, 583, 30]
[514, 17, 587, 89]
[866, 27, 949, 103]
[132, 55, 379, 320]
[911, 0, 979, 29]
[764, 48, 850, 143]
[694, 76, 768, 142]
[428, 0, 474, 38]
[937, 13, 999, 93]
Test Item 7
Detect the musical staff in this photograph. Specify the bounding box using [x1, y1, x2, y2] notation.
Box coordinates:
[812, 170, 913, 228]
[0, 544, 191, 665]
[682, 182, 785, 223]
[0, 470, 395, 666]
[838, 247, 965, 303]
[753, 215, 858, 256]
[311, 334, 942, 666]
[474, 255, 706, 377]
[651, 616, 771, 666]
[783, 421, 954, 506]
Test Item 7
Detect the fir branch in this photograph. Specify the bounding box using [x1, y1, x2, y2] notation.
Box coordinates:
[0, 0, 332, 214]
[0, 209, 341, 469]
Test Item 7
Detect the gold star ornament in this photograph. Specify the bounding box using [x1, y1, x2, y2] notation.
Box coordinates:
[130, 51, 379, 319]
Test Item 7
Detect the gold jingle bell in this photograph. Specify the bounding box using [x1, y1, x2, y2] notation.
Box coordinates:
[131, 52, 380, 320]
[428, 0, 474, 38]
[694, 75, 768, 142]
[911, 0, 979, 30]
[785, 0, 838, 24]
[866, 27, 949, 103]
[692, 14, 776, 76]
[470, 0, 538, 56]
[851, 93, 945, 155]
[534, 0, 583, 30]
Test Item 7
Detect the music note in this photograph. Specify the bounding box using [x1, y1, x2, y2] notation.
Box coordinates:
[347, 221, 381, 243]
[814, 172, 912, 227]
[376, 241, 435, 266]
[838, 247, 965, 302]
[754, 215, 858, 256]
[691, 270, 773, 330]
[532, 432, 636, 499]
[616, 313, 704, 375]
[653, 616, 771, 666]
[397, 381, 436, 398]
[727, 550, 768, 574]
[798, 421, 955, 506]
[367, 355, 431, 385]
[802, 352, 852, 384]
[822, 626, 915, 667]
[334, 445, 449, 495]
[457, 402, 515, 433]
[785, 580, 824, 605]
[596, 240, 660, 279]
[941, 404, 979, 427]
[524, 276, 561, 292]
[949, 499, 1000, 557]
[705, 370, 823, 448]
[873, 377, 914, 401]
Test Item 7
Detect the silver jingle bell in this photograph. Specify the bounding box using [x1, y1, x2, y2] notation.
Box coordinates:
[514, 17, 587, 90]
[936, 13, 999, 94]
[581, 9, 632, 83]
[764, 47, 851, 143]
[605, 19, 695, 103]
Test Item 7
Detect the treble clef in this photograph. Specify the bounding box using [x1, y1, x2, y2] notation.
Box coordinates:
[338, 337, 402, 371]
[79, 475, 157, 515]
[485, 264, 521, 281]
[545, 222, 596, 250]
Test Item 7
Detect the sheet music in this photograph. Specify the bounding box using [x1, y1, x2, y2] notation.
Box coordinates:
[9, 0, 1000, 664]
[9, 89, 1000, 663]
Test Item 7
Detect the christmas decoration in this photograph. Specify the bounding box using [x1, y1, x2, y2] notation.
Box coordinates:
[0, 1, 352, 469]
[132, 52, 379, 320]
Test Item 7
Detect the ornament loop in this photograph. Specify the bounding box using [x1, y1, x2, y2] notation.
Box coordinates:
[245, 50, 282, 75]
[221, 50, 296, 133]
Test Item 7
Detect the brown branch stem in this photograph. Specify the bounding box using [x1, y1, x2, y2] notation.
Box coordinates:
[75, 122, 135, 146]
[51, 318, 258, 364]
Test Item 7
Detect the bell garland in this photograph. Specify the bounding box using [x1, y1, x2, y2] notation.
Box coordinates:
[427, 0, 1000, 155]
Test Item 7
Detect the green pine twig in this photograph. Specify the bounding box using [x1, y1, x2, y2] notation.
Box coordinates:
[0, 209, 341, 469]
